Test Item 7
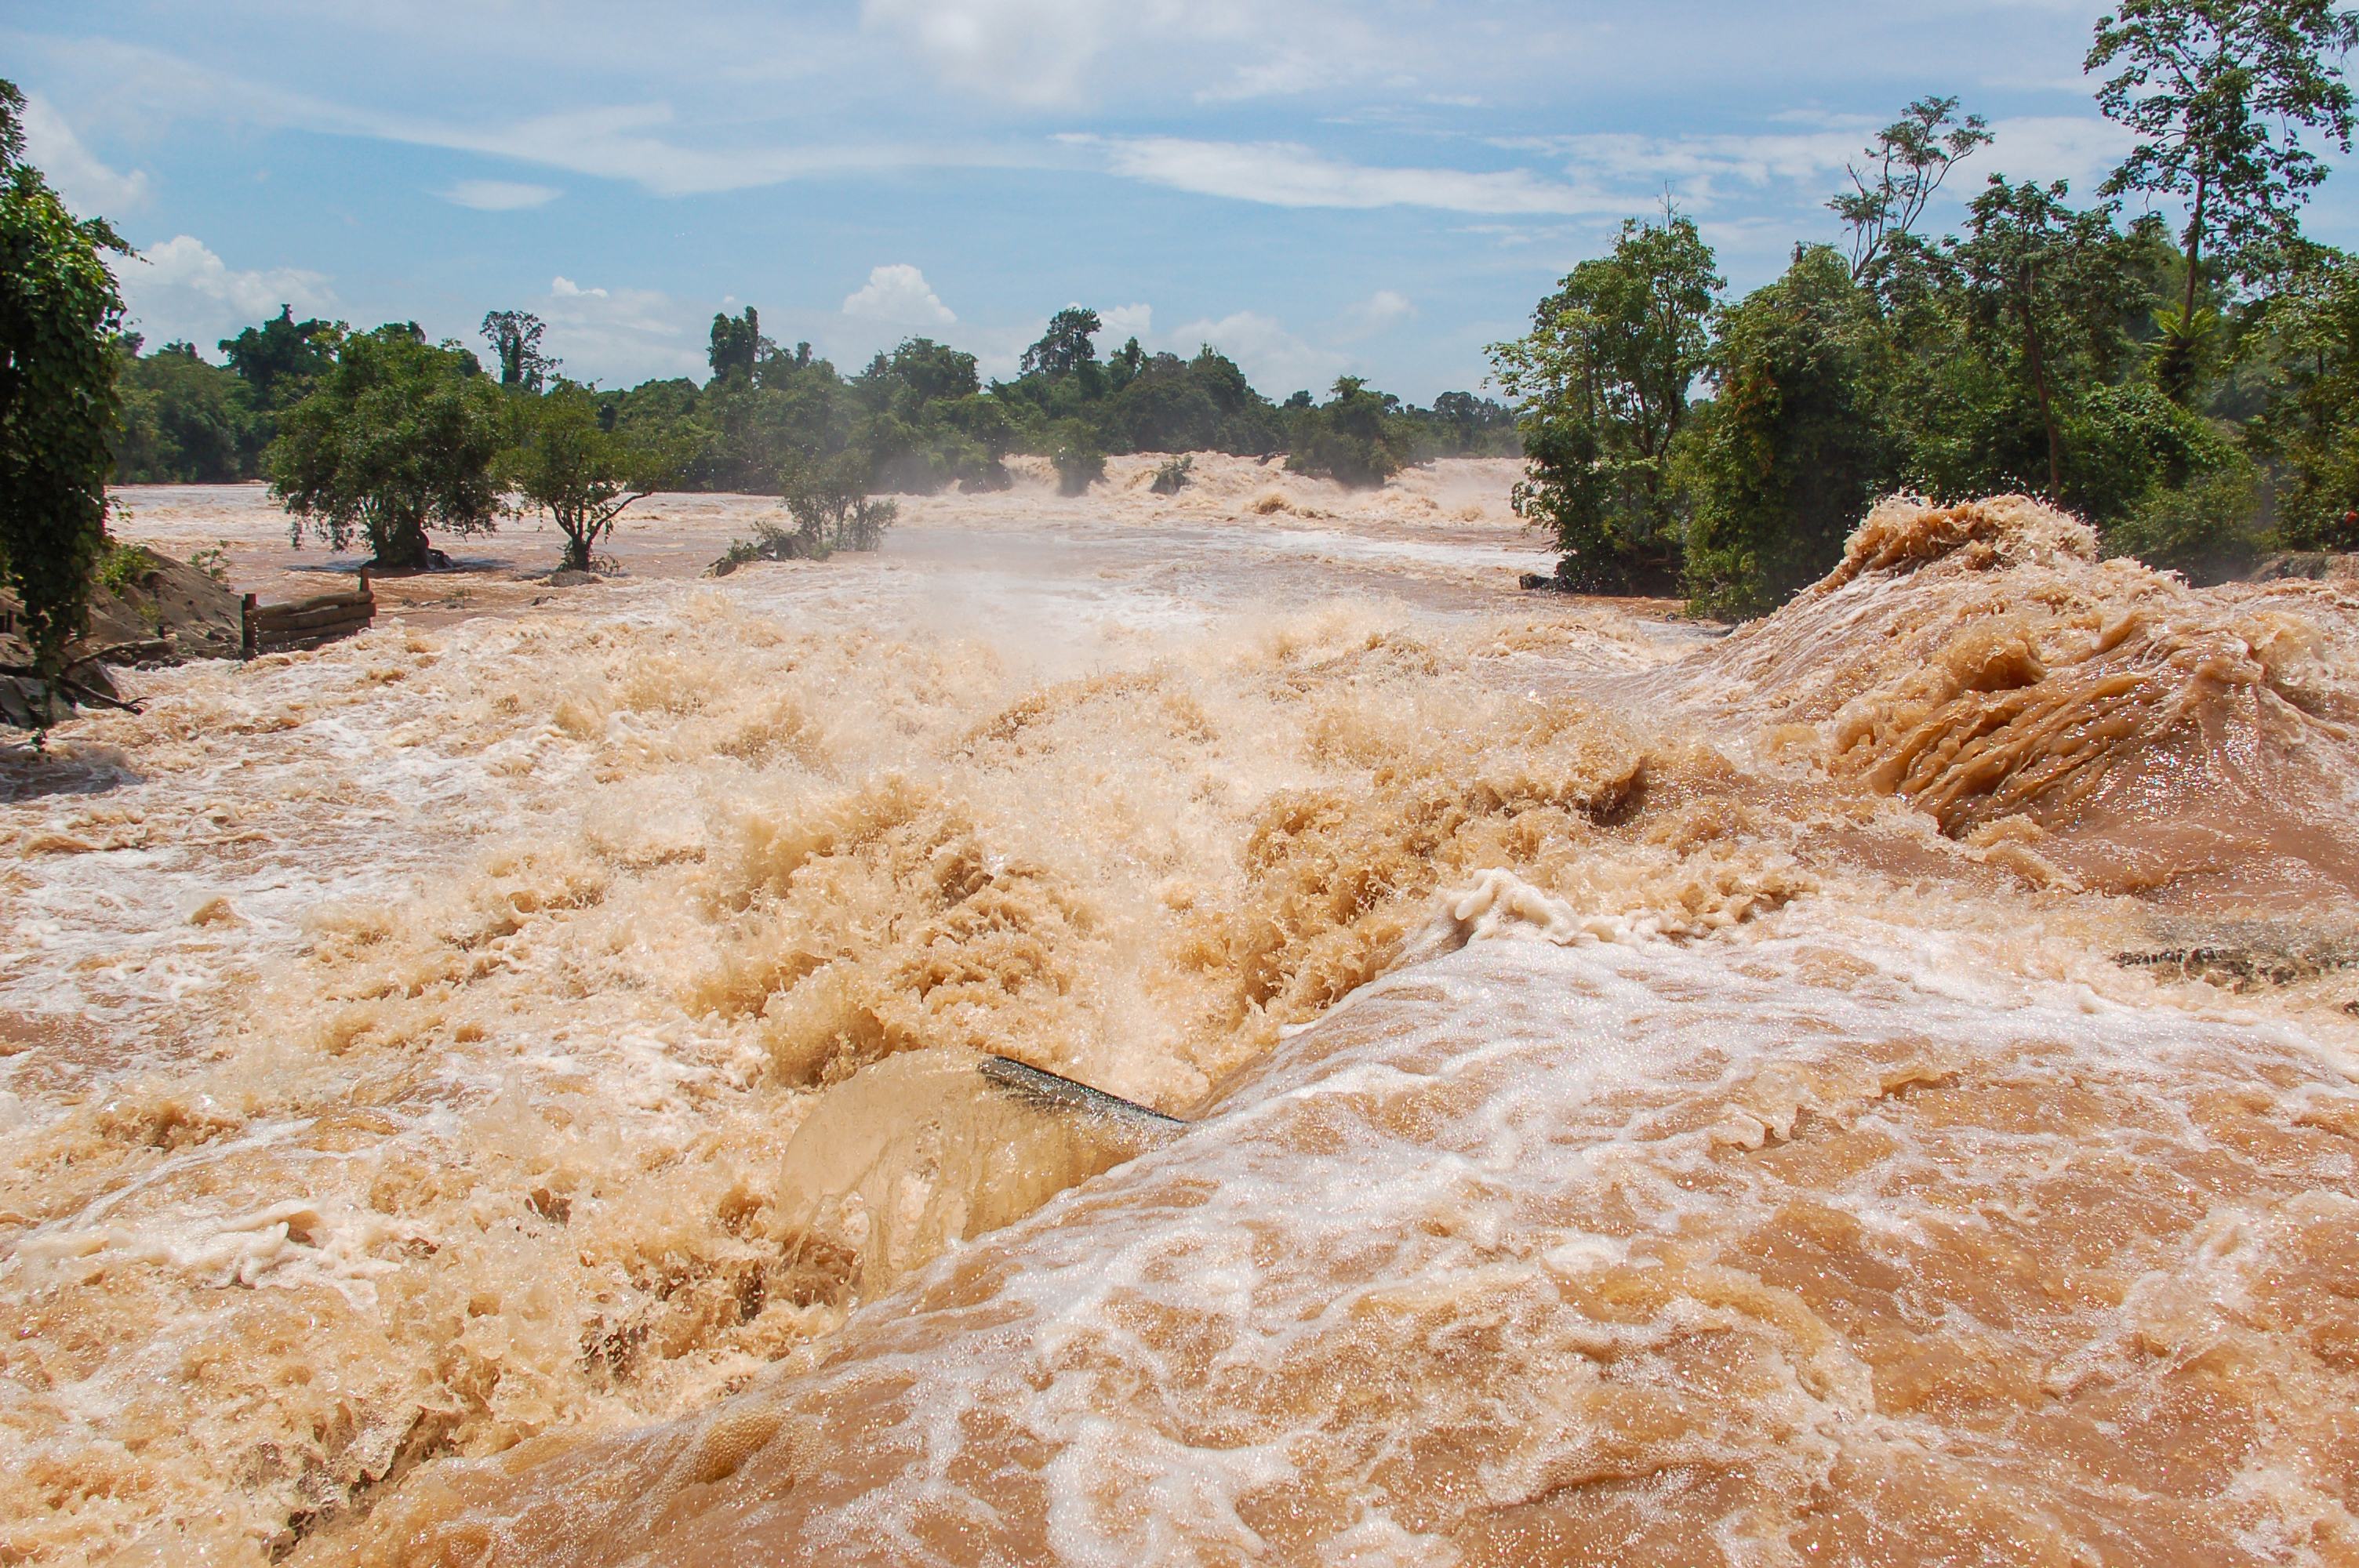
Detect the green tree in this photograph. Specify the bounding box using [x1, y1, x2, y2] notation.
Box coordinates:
[781, 451, 896, 551]
[1049, 420, 1106, 495]
[1685, 247, 1899, 618]
[2252, 246, 2359, 545]
[1830, 96, 1995, 283]
[481, 309, 558, 392]
[1947, 177, 2150, 497]
[1285, 376, 1409, 488]
[220, 305, 338, 409]
[0, 79, 127, 686]
[2089, 0, 2359, 398]
[502, 382, 682, 571]
[1022, 307, 1101, 377]
[112, 337, 265, 482]
[709, 307, 765, 383]
[1488, 212, 1722, 591]
[268, 325, 504, 568]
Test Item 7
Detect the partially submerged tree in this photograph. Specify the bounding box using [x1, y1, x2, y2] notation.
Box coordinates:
[1831, 95, 1995, 283]
[482, 309, 558, 392]
[0, 78, 127, 691]
[2089, 0, 2359, 397]
[1285, 376, 1409, 488]
[503, 383, 681, 571]
[269, 325, 504, 568]
[781, 451, 896, 553]
[1488, 211, 1722, 591]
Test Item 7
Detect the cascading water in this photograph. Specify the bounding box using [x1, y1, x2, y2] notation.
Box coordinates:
[2, 463, 2354, 1566]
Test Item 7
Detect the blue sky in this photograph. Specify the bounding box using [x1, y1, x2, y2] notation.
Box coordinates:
[13, 0, 2358, 402]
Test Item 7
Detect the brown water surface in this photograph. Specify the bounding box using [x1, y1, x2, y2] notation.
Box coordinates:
[2, 469, 2355, 1566]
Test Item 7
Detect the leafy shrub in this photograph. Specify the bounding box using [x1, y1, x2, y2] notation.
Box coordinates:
[2100, 466, 2267, 583]
[1052, 426, 1105, 495]
[1285, 378, 1410, 489]
[782, 455, 896, 552]
[1149, 455, 1192, 494]
[94, 540, 152, 597]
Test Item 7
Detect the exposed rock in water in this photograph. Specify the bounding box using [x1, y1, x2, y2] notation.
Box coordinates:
[0, 546, 245, 668]
[2248, 550, 2359, 583]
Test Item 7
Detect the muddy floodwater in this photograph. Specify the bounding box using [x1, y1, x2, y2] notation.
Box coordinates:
[5, 456, 2359, 1566]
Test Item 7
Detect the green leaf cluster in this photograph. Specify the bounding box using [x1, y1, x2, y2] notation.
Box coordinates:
[1490, 212, 1722, 593]
[500, 382, 687, 571]
[267, 325, 504, 568]
[0, 79, 125, 681]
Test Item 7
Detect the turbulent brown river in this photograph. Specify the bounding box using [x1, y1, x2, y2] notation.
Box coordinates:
[7, 456, 2359, 1566]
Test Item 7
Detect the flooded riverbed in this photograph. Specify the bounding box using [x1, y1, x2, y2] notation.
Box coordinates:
[4, 462, 2356, 1566]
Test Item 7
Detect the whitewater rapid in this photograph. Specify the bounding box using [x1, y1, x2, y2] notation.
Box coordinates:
[4, 463, 2357, 1566]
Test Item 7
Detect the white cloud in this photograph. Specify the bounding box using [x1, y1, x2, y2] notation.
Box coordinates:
[116, 235, 334, 351]
[1070, 136, 1611, 215]
[1336, 289, 1416, 339]
[841, 263, 957, 325]
[860, 0, 1128, 110]
[1100, 302, 1152, 343]
[1165, 310, 1346, 399]
[856, 0, 1412, 108]
[19, 96, 151, 216]
[533, 278, 707, 385]
[1983, 115, 2137, 194]
[440, 179, 562, 210]
[1481, 116, 2131, 223]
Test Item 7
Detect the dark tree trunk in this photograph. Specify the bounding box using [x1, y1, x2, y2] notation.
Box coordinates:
[2018, 263, 2063, 498]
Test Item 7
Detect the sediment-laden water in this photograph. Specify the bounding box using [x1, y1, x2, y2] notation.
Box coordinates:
[4, 460, 2356, 1566]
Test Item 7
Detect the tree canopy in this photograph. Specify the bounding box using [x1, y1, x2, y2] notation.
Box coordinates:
[2091, 0, 2359, 394]
[219, 306, 337, 410]
[1831, 96, 1995, 282]
[482, 309, 558, 392]
[269, 325, 504, 568]
[0, 78, 127, 685]
[1488, 212, 1722, 591]
[1021, 307, 1102, 378]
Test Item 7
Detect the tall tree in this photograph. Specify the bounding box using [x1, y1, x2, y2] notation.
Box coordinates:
[709, 307, 765, 383]
[2089, 0, 2359, 397]
[1488, 212, 1722, 591]
[269, 325, 504, 568]
[1830, 96, 1996, 283]
[0, 78, 127, 691]
[1684, 247, 1898, 617]
[502, 383, 678, 571]
[1950, 177, 2147, 495]
[220, 305, 338, 409]
[1021, 307, 1101, 377]
[481, 309, 558, 392]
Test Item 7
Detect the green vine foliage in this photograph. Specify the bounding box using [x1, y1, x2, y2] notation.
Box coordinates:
[0, 80, 127, 682]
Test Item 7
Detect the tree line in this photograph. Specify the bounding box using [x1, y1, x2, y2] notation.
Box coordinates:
[101, 296, 1515, 573]
[1492, 0, 2359, 615]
